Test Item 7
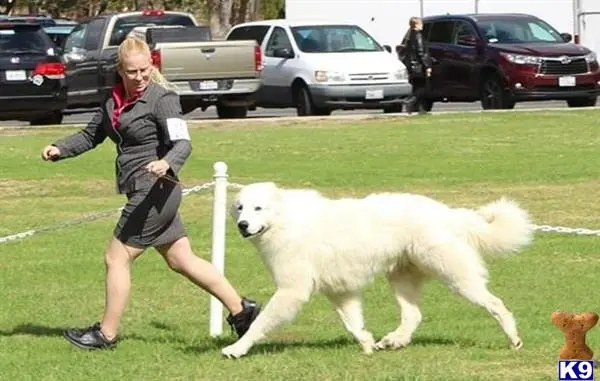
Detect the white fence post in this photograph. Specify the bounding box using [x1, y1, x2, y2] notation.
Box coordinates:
[209, 161, 229, 337]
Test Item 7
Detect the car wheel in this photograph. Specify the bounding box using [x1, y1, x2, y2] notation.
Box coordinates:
[216, 105, 248, 119]
[30, 111, 63, 126]
[421, 99, 434, 112]
[481, 76, 515, 110]
[383, 104, 403, 113]
[567, 96, 597, 107]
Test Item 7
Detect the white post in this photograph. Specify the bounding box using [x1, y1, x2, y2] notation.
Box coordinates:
[209, 161, 229, 337]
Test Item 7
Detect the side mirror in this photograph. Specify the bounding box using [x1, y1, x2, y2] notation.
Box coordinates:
[560, 32, 572, 43]
[273, 47, 294, 59]
[457, 35, 479, 46]
[383, 44, 392, 53]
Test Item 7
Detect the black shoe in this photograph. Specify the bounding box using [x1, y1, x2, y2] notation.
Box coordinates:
[226, 297, 261, 338]
[63, 322, 118, 350]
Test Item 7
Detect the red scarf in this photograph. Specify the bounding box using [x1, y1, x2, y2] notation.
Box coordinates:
[111, 82, 142, 129]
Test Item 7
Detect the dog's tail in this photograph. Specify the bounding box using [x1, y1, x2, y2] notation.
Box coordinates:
[462, 197, 534, 257]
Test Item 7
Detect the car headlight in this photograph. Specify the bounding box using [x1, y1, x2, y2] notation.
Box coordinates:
[393, 68, 407, 80]
[585, 52, 597, 63]
[500, 53, 542, 65]
[314, 70, 346, 82]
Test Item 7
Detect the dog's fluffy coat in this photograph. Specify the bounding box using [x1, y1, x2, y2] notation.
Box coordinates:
[221, 182, 534, 358]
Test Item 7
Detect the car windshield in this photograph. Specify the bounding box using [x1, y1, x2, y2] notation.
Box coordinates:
[290, 25, 383, 53]
[0, 27, 49, 53]
[109, 14, 196, 46]
[477, 17, 564, 44]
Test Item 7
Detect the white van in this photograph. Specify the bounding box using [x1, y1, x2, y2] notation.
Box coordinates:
[226, 19, 412, 116]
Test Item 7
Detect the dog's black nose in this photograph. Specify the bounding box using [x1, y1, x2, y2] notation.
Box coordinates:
[237, 220, 249, 231]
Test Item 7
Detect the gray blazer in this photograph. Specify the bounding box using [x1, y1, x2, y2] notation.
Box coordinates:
[52, 82, 192, 194]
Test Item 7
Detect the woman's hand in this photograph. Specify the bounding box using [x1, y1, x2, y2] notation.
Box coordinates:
[41, 145, 61, 161]
[145, 159, 170, 177]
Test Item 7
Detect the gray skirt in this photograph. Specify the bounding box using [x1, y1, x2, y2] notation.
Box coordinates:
[113, 178, 187, 248]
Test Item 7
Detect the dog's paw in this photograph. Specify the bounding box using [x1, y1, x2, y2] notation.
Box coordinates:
[375, 332, 410, 350]
[511, 338, 523, 351]
[360, 339, 376, 354]
[221, 343, 249, 359]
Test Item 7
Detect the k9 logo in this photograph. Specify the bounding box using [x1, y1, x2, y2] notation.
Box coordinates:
[558, 360, 595, 380]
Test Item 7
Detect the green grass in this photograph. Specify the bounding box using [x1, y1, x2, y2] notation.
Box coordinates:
[1, 110, 600, 380]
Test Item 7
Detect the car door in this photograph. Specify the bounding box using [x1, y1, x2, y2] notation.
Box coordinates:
[81, 17, 108, 102]
[62, 21, 95, 105]
[448, 20, 482, 99]
[261, 26, 297, 106]
[425, 20, 455, 100]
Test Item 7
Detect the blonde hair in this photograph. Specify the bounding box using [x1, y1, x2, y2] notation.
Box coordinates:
[409, 16, 422, 29]
[117, 36, 175, 90]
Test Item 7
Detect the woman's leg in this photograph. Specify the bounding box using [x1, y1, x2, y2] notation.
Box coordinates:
[156, 236, 261, 338]
[156, 236, 244, 315]
[63, 236, 145, 349]
[100, 237, 146, 339]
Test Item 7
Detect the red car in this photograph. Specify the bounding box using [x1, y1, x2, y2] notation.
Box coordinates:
[398, 13, 600, 110]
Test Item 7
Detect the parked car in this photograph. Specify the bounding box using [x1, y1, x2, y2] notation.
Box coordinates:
[128, 24, 262, 118]
[0, 22, 67, 125]
[60, 9, 262, 118]
[397, 13, 600, 110]
[226, 19, 412, 116]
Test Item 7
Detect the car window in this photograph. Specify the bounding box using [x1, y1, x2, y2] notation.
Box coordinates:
[84, 18, 106, 51]
[108, 14, 195, 46]
[290, 24, 382, 53]
[422, 22, 432, 41]
[428, 21, 454, 44]
[478, 17, 563, 43]
[64, 22, 88, 52]
[0, 25, 53, 53]
[454, 21, 478, 45]
[265, 27, 292, 57]
[528, 22, 557, 41]
[227, 25, 271, 45]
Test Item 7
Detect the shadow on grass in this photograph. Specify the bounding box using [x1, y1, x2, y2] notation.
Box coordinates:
[0, 323, 478, 353]
[181, 334, 478, 356]
[0, 323, 66, 337]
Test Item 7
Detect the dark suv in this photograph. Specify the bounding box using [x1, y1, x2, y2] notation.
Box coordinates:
[398, 13, 600, 110]
[0, 22, 67, 124]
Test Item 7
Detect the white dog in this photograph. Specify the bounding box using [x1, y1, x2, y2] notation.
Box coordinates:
[221, 182, 534, 359]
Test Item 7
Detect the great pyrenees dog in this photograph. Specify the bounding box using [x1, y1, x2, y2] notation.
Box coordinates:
[221, 182, 534, 359]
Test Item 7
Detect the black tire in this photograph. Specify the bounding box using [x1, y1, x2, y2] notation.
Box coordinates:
[294, 85, 331, 116]
[30, 111, 63, 126]
[383, 104, 403, 113]
[480, 76, 515, 110]
[567, 96, 597, 108]
[216, 105, 248, 119]
[295, 85, 313, 116]
[421, 99, 434, 112]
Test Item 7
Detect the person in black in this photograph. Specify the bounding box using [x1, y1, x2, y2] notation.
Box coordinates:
[402, 16, 432, 114]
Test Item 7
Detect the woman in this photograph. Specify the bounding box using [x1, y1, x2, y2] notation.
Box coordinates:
[402, 16, 432, 114]
[41, 36, 260, 350]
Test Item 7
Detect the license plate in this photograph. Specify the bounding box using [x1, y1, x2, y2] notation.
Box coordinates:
[5, 70, 26, 81]
[559, 76, 576, 87]
[365, 89, 384, 100]
[199, 80, 218, 90]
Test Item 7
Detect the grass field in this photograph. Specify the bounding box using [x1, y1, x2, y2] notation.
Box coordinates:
[1, 110, 600, 381]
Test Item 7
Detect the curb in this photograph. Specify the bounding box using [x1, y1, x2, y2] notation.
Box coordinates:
[0, 105, 598, 131]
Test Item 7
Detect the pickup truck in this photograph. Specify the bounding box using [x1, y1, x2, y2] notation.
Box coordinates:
[60, 9, 262, 119]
